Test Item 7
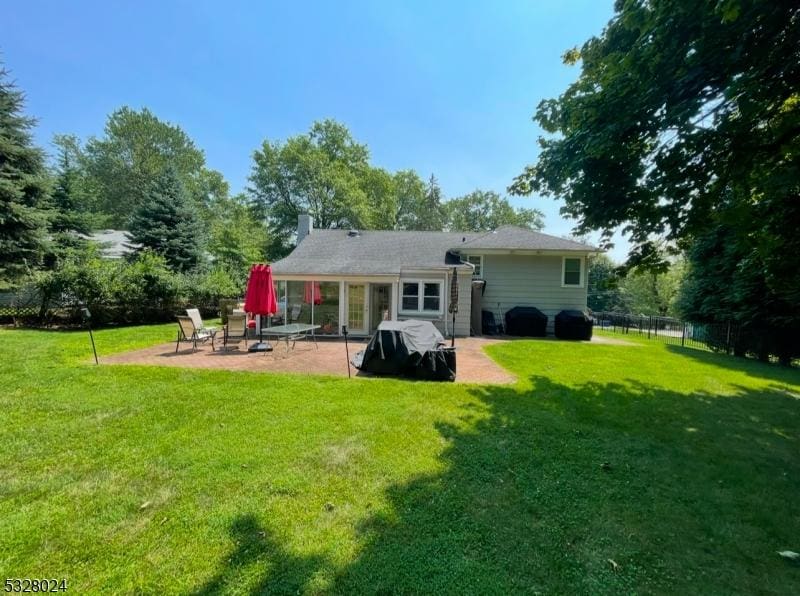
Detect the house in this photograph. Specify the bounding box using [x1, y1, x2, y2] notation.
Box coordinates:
[82, 230, 139, 259]
[270, 215, 598, 337]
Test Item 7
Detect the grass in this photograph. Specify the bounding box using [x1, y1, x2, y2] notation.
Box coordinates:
[1, 325, 799, 594]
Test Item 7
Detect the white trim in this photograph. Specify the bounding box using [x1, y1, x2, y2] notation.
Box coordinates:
[273, 274, 398, 283]
[390, 282, 399, 321]
[345, 282, 369, 335]
[398, 279, 444, 316]
[561, 256, 585, 288]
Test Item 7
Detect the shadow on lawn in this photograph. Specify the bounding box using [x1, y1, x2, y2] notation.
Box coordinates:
[197, 376, 800, 594]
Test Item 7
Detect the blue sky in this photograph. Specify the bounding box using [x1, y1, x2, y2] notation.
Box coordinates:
[2, 0, 626, 259]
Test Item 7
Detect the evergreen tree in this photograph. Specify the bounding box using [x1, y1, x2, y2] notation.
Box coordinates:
[128, 166, 204, 272]
[0, 66, 50, 287]
[44, 135, 93, 268]
[419, 175, 447, 231]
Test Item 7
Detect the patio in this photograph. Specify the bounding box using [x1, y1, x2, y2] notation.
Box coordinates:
[100, 336, 518, 384]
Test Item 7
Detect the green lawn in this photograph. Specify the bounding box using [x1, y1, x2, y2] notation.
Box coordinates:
[1, 326, 799, 594]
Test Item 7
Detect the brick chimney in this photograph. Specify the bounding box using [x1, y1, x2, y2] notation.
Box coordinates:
[297, 214, 313, 244]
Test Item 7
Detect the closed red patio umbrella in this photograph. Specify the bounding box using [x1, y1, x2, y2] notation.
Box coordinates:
[304, 281, 322, 305]
[244, 264, 278, 352]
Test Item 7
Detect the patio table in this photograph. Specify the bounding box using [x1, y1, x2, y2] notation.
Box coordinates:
[262, 323, 320, 353]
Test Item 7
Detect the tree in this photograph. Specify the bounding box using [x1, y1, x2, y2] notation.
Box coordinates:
[443, 190, 544, 232]
[128, 167, 205, 272]
[619, 260, 685, 317]
[248, 119, 372, 254]
[416, 175, 447, 231]
[207, 194, 268, 280]
[43, 135, 95, 268]
[84, 107, 228, 226]
[587, 254, 628, 312]
[677, 223, 799, 364]
[364, 170, 447, 231]
[511, 1, 800, 275]
[0, 66, 50, 288]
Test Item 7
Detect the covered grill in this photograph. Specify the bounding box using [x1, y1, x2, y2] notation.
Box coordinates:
[555, 309, 593, 340]
[351, 320, 456, 381]
[504, 306, 548, 337]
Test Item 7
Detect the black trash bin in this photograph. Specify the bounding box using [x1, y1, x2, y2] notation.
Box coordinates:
[555, 310, 593, 340]
[505, 306, 547, 337]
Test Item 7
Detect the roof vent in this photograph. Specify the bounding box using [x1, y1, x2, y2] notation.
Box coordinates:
[347, 229, 360, 237]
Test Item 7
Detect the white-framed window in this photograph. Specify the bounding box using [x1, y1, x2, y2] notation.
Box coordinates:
[400, 280, 443, 314]
[464, 255, 483, 278]
[562, 256, 584, 287]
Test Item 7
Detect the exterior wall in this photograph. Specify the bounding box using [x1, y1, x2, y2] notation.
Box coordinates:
[396, 270, 472, 337]
[397, 271, 448, 335]
[479, 254, 588, 334]
[274, 272, 473, 337]
[453, 271, 472, 337]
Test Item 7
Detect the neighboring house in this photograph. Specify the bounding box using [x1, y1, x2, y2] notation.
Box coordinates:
[270, 215, 598, 337]
[82, 230, 139, 259]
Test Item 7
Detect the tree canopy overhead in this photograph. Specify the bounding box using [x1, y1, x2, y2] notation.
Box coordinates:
[511, 0, 800, 271]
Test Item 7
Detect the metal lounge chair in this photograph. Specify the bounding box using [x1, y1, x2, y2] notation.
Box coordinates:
[223, 313, 248, 351]
[176, 315, 216, 352]
[186, 308, 217, 334]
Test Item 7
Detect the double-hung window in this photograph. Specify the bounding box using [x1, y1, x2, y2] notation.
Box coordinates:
[401, 281, 442, 314]
[562, 257, 583, 287]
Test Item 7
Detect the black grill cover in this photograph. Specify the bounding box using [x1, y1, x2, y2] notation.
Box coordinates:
[481, 310, 502, 335]
[555, 309, 593, 340]
[351, 320, 456, 381]
[505, 306, 548, 337]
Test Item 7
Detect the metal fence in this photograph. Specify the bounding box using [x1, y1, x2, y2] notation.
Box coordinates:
[592, 311, 741, 353]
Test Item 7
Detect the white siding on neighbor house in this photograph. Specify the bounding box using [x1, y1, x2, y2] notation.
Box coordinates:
[479, 254, 588, 333]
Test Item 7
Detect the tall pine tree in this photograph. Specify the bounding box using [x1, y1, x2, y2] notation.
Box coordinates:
[128, 166, 204, 272]
[0, 66, 50, 288]
[44, 135, 93, 268]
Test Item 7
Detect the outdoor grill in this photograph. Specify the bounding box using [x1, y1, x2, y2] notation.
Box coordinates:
[555, 309, 593, 340]
[504, 306, 547, 337]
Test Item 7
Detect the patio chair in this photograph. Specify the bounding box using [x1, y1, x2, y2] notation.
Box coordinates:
[223, 313, 248, 351]
[289, 304, 302, 323]
[186, 308, 217, 334]
[176, 315, 216, 352]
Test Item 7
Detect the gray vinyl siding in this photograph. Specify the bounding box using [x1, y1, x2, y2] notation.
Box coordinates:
[479, 254, 588, 333]
[454, 272, 472, 337]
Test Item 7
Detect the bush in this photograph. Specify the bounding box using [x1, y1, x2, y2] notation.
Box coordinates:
[25, 248, 246, 326]
[183, 267, 243, 316]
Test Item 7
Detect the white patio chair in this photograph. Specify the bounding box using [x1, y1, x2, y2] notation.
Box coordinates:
[176, 315, 216, 352]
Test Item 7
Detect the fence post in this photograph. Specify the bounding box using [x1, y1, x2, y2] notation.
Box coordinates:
[647, 316, 651, 339]
[681, 322, 686, 347]
[726, 321, 732, 354]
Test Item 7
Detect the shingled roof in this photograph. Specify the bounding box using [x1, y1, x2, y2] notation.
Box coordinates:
[270, 226, 596, 276]
[454, 225, 597, 252]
